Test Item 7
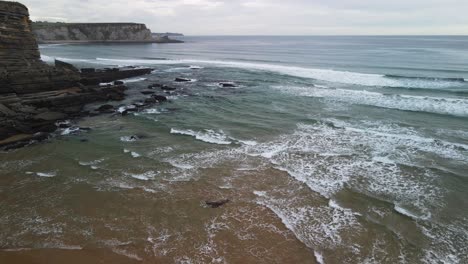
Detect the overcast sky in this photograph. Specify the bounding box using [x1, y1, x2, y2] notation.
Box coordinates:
[21, 0, 468, 35]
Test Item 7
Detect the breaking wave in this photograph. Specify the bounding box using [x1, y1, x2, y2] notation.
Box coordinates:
[94, 57, 467, 89]
[170, 128, 232, 145]
[40, 55, 467, 89]
[272, 85, 468, 117]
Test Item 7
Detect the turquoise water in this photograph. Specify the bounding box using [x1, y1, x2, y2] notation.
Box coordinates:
[1, 36, 468, 263]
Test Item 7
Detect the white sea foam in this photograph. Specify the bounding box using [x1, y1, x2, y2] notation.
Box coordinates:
[122, 77, 147, 83]
[39, 55, 466, 89]
[124, 171, 158, 181]
[36, 172, 57, 178]
[394, 204, 431, 221]
[170, 128, 232, 145]
[272, 85, 468, 117]
[60, 127, 80, 135]
[253, 191, 360, 248]
[131, 152, 141, 158]
[79, 159, 104, 167]
[120, 135, 139, 142]
[94, 58, 466, 89]
[314, 251, 325, 264]
[143, 108, 162, 114]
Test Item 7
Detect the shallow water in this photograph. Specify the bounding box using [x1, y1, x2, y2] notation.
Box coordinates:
[1, 36, 468, 263]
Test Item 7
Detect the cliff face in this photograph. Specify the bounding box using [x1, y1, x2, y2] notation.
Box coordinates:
[0, 1, 79, 94]
[33, 23, 153, 42]
[0, 1, 152, 149]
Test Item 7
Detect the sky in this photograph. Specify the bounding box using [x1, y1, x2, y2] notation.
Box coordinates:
[20, 0, 468, 35]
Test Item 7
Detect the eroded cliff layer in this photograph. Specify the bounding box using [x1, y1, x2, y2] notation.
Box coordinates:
[0, 1, 79, 94]
[33, 22, 153, 43]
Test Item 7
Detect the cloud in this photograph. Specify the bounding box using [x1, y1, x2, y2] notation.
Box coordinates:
[19, 0, 468, 35]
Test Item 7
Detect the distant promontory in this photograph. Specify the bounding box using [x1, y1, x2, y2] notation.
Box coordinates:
[32, 22, 183, 44]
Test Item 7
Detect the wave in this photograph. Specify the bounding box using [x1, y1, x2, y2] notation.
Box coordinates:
[394, 204, 431, 221]
[272, 85, 468, 117]
[170, 128, 232, 145]
[93, 57, 467, 89]
[385, 74, 466, 83]
[124, 171, 157, 181]
[39, 55, 467, 89]
[36, 172, 57, 178]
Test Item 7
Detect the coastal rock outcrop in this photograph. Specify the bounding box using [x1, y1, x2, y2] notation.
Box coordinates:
[32, 22, 184, 44]
[0, 1, 153, 149]
[33, 22, 153, 43]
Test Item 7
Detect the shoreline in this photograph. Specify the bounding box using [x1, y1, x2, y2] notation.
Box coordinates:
[38, 39, 184, 44]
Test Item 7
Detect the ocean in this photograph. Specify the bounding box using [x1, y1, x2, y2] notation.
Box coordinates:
[1, 36, 467, 263]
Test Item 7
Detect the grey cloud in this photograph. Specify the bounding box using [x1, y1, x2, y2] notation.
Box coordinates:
[20, 0, 468, 35]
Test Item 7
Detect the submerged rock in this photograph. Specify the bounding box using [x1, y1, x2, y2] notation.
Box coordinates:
[175, 77, 191, 82]
[161, 85, 177, 91]
[152, 95, 168, 102]
[205, 199, 230, 208]
[219, 82, 237, 88]
[97, 104, 115, 113]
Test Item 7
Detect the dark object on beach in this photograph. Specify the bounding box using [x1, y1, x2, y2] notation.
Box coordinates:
[114, 80, 124, 85]
[205, 199, 230, 208]
[161, 85, 176, 91]
[81, 68, 96, 73]
[175, 77, 191, 82]
[152, 95, 168, 102]
[220, 82, 237, 88]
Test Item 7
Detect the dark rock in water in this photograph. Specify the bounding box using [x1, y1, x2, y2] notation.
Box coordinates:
[114, 80, 124, 85]
[175, 77, 191, 82]
[80, 138, 89, 143]
[107, 92, 125, 101]
[58, 123, 71, 129]
[79, 127, 92, 131]
[144, 97, 157, 104]
[81, 68, 96, 73]
[141, 91, 155, 95]
[219, 82, 237, 88]
[148, 83, 163, 89]
[205, 199, 230, 208]
[97, 104, 115, 113]
[152, 95, 168, 102]
[161, 85, 176, 91]
[34, 112, 67, 121]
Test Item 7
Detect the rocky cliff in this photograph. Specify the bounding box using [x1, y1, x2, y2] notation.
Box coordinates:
[33, 22, 153, 43]
[0, 1, 154, 149]
[0, 2, 79, 94]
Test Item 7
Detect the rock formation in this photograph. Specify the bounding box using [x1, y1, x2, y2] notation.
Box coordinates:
[0, 1, 153, 149]
[33, 22, 153, 43]
[32, 22, 184, 44]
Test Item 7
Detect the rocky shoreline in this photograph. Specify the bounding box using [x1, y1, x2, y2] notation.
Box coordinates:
[0, 1, 172, 150]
